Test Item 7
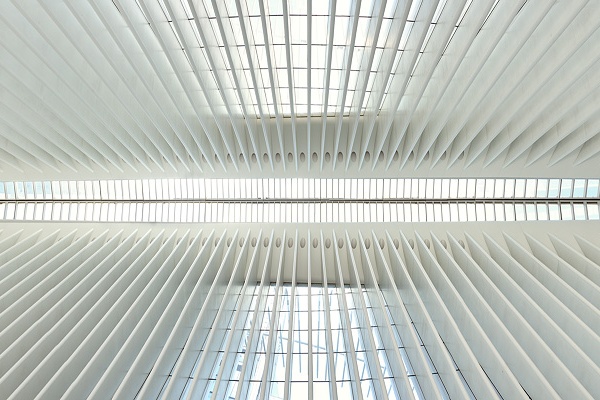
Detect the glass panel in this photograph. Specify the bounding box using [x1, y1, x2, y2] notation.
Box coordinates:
[548, 179, 560, 198]
[514, 179, 526, 197]
[561, 204, 573, 220]
[549, 204, 561, 220]
[573, 203, 586, 220]
[504, 179, 515, 198]
[586, 179, 599, 197]
[587, 204, 599, 220]
[525, 179, 537, 198]
[2, 179, 596, 222]
[573, 179, 586, 197]
[560, 179, 573, 198]
[536, 179, 548, 197]
[537, 204, 548, 221]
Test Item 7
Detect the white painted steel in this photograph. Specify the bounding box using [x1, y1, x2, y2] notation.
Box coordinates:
[1, 1, 600, 398]
[1, 1, 600, 178]
[0, 222, 596, 399]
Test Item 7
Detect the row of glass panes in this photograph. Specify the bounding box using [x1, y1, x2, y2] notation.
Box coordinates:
[194, 284, 406, 400]
[207, 2, 406, 115]
[185, 283, 476, 400]
[1, 178, 598, 201]
[2, 201, 598, 223]
[147, 0, 460, 118]
[176, 0, 453, 117]
[192, 286, 470, 399]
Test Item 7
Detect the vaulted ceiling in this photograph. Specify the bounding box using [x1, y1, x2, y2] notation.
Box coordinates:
[2, 0, 600, 179]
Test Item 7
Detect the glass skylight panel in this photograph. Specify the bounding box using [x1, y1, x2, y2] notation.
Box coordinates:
[588, 203, 600, 219]
[525, 179, 537, 198]
[139, 0, 416, 118]
[2, 178, 598, 222]
[573, 179, 586, 197]
[561, 179, 573, 198]
[587, 179, 600, 197]
[561, 204, 573, 220]
[536, 179, 548, 197]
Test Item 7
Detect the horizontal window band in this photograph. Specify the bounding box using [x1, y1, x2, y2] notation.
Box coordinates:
[1, 178, 598, 201]
[2, 200, 598, 223]
[0, 198, 597, 204]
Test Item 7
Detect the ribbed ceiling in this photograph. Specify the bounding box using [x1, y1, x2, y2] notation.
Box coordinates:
[1, 1, 600, 178]
[0, 223, 599, 399]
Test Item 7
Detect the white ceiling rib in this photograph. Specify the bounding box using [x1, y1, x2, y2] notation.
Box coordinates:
[0, 223, 598, 399]
[2, 2, 600, 399]
[1, 0, 600, 180]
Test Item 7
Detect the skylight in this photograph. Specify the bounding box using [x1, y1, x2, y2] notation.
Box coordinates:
[181, 284, 475, 399]
[1, 178, 598, 223]
[125, 0, 470, 118]
[2, 178, 598, 201]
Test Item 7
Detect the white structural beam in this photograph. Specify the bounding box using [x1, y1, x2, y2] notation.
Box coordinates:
[0, 222, 596, 399]
[1, 1, 599, 399]
[0, 1, 599, 178]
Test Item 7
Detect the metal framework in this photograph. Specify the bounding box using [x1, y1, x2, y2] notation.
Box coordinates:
[1, 1, 599, 399]
[0, 223, 598, 399]
[0, 1, 600, 179]
[2, 178, 598, 223]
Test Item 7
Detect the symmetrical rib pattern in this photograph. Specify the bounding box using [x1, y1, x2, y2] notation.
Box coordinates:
[1, 1, 599, 399]
[1, 0, 600, 177]
[0, 223, 598, 399]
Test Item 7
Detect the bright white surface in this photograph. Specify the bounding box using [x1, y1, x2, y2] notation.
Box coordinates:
[1, 178, 597, 222]
[1, 1, 600, 176]
[2, 178, 598, 200]
[0, 223, 598, 399]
